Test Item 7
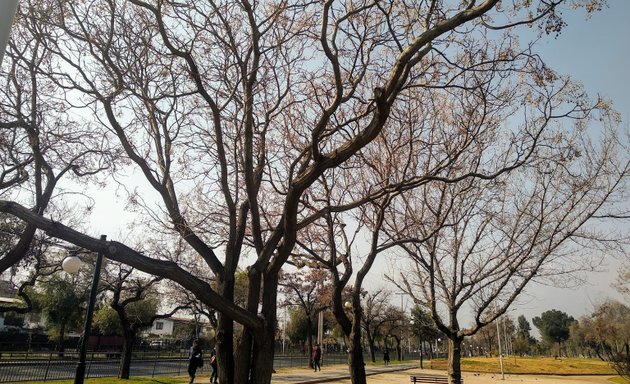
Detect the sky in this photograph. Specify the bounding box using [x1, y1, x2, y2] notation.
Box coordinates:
[85, 1, 630, 325]
[361, 1, 630, 330]
[536, 0, 630, 121]
[6, 0, 627, 330]
[510, 0, 630, 322]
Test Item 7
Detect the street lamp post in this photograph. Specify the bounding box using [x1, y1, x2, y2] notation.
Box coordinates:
[410, 320, 423, 369]
[394, 292, 405, 360]
[62, 235, 106, 384]
[496, 317, 505, 380]
[282, 306, 287, 354]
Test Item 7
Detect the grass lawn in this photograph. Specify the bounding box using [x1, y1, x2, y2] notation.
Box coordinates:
[17, 378, 187, 384]
[13, 357, 626, 384]
[426, 356, 617, 375]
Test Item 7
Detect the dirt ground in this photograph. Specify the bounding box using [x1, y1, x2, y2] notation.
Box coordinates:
[358, 369, 617, 384]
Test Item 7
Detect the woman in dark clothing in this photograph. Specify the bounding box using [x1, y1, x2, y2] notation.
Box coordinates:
[188, 340, 203, 383]
[209, 347, 218, 383]
[312, 344, 322, 372]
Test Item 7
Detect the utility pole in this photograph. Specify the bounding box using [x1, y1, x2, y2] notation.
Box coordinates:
[496, 316, 505, 380]
[395, 292, 405, 360]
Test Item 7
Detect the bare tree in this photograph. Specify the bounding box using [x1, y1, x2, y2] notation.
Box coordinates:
[388, 124, 629, 382]
[360, 289, 393, 363]
[100, 262, 191, 379]
[379, 305, 407, 360]
[0, 1, 617, 384]
[278, 268, 330, 367]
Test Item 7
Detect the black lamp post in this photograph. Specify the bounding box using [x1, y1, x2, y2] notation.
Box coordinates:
[410, 320, 423, 369]
[62, 234, 106, 384]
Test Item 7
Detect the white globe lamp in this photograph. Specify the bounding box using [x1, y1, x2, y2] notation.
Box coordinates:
[62, 255, 81, 274]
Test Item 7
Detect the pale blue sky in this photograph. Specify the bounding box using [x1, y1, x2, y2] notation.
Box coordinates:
[81, 1, 630, 325]
[535, 0, 630, 122]
[513, 0, 630, 325]
[3, 0, 625, 328]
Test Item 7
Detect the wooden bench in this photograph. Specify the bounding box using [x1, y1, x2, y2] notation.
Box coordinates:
[410, 374, 458, 384]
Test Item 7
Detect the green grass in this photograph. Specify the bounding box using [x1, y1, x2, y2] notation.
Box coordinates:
[12, 357, 626, 383]
[426, 356, 617, 375]
[17, 378, 187, 384]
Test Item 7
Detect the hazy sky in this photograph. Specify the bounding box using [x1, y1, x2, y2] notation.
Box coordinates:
[59, 1, 630, 327]
[507, 0, 630, 323]
[536, 1, 630, 120]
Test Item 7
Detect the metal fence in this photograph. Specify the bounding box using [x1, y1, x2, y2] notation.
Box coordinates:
[0, 352, 353, 382]
[0, 356, 189, 383]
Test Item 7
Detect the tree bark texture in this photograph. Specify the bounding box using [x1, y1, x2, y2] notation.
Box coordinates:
[119, 331, 135, 379]
[447, 337, 463, 384]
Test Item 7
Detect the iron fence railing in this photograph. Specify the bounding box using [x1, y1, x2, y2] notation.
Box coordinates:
[0, 352, 355, 382]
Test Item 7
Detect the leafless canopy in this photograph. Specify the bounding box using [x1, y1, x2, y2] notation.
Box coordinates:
[0, 1, 622, 384]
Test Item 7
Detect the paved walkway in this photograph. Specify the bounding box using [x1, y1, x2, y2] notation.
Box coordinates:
[269, 363, 619, 384]
[271, 363, 417, 384]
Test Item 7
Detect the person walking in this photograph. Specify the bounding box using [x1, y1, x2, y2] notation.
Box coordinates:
[188, 339, 203, 384]
[383, 349, 390, 365]
[312, 343, 322, 372]
[209, 347, 218, 384]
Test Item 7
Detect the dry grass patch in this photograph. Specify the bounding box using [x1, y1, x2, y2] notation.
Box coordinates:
[427, 356, 616, 375]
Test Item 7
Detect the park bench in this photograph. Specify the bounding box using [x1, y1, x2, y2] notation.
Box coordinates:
[410, 374, 459, 384]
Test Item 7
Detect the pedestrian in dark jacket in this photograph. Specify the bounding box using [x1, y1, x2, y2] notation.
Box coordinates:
[209, 347, 218, 383]
[312, 344, 322, 372]
[188, 340, 203, 383]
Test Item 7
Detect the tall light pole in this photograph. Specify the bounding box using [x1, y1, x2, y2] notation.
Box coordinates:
[496, 316, 505, 380]
[62, 235, 106, 384]
[410, 320, 423, 369]
[282, 306, 287, 354]
[317, 310, 324, 346]
[394, 292, 405, 360]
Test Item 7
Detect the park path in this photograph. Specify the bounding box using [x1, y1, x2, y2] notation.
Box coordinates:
[266, 364, 618, 384]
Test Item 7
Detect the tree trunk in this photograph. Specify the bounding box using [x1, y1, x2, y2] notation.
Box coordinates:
[447, 336, 464, 384]
[348, 322, 367, 384]
[306, 316, 314, 368]
[249, 326, 276, 384]
[368, 335, 376, 363]
[242, 269, 279, 384]
[330, 287, 367, 384]
[58, 323, 66, 356]
[234, 324, 252, 384]
[119, 330, 135, 379]
[217, 274, 236, 384]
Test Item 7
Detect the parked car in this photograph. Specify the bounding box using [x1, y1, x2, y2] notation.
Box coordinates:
[150, 340, 167, 348]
